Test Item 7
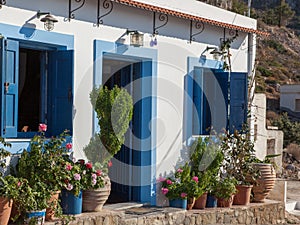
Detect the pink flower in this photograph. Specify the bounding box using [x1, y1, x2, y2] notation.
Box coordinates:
[86, 162, 93, 169]
[192, 176, 199, 183]
[91, 173, 97, 179]
[180, 192, 187, 198]
[177, 168, 183, 173]
[161, 188, 169, 195]
[92, 179, 97, 186]
[66, 164, 73, 171]
[66, 143, 72, 150]
[17, 181, 21, 187]
[74, 173, 81, 181]
[66, 183, 73, 191]
[108, 161, 113, 167]
[157, 177, 166, 182]
[38, 123, 47, 132]
[166, 179, 172, 185]
[96, 170, 102, 176]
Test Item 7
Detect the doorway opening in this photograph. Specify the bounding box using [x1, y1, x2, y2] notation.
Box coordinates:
[102, 57, 142, 203]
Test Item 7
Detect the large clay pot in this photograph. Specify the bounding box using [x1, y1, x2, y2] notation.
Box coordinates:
[46, 191, 61, 221]
[252, 163, 276, 202]
[82, 176, 111, 212]
[217, 195, 234, 208]
[0, 197, 13, 225]
[233, 185, 252, 205]
[193, 192, 207, 209]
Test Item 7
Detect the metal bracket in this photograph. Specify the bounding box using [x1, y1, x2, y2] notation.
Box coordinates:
[153, 12, 168, 35]
[189, 20, 204, 43]
[68, 0, 86, 21]
[0, 0, 6, 9]
[97, 0, 114, 26]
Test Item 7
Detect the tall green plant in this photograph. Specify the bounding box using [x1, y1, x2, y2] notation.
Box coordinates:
[85, 85, 133, 167]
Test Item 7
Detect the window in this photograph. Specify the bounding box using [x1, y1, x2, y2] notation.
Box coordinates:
[295, 99, 300, 112]
[0, 39, 74, 138]
[192, 68, 247, 135]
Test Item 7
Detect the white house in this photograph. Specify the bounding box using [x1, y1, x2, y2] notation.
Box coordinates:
[280, 84, 300, 114]
[0, 0, 266, 206]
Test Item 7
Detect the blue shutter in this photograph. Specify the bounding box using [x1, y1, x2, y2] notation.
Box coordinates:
[0, 39, 19, 137]
[192, 68, 203, 135]
[48, 50, 74, 136]
[213, 70, 229, 132]
[229, 72, 248, 132]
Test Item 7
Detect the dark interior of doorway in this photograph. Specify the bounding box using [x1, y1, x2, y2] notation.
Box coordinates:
[18, 48, 41, 133]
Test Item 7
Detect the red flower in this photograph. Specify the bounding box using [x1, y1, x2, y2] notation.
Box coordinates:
[38, 123, 47, 132]
[66, 143, 72, 150]
[96, 170, 102, 176]
[78, 159, 85, 165]
[108, 161, 113, 167]
[64, 179, 69, 184]
[86, 162, 93, 169]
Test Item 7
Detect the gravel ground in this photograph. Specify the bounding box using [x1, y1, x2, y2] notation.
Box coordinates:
[285, 180, 300, 224]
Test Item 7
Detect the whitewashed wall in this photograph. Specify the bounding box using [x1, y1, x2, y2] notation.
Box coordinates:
[1, 0, 256, 204]
[280, 85, 300, 112]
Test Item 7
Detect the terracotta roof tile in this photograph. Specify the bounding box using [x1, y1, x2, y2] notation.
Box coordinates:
[112, 0, 269, 36]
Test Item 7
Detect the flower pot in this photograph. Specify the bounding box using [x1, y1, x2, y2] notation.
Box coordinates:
[60, 190, 82, 215]
[194, 192, 207, 209]
[25, 209, 46, 225]
[0, 197, 13, 225]
[217, 195, 234, 208]
[169, 199, 187, 209]
[45, 190, 61, 221]
[83, 176, 111, 212]
[233, 185, 252, 205]
[206, 194, 217, 208]
[252, 163, 276, 202]
[187, 197, 195, 210]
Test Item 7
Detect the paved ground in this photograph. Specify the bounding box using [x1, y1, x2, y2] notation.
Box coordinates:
[285, 180, 300, 224]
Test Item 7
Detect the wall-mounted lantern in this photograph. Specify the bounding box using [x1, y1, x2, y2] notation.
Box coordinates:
[37, 10, 58, 31]
[127, 30, 144, 47]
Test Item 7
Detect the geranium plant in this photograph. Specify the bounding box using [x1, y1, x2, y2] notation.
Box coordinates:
[161, 163, 199, 200]
[77, 159, 105, 190]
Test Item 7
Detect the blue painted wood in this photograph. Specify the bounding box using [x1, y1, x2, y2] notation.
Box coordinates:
[48, 50, 74, 136]
[0, 39, 19, 137]
[94, 40, 157, 205]
[229, 72, 248, 132]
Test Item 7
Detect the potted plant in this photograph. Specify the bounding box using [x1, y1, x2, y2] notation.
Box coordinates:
[189, 136, 223, 209]
[221, 129, 256, 205]
[160, 163, 196, 209]
[16, 124, 73, 220]
[213, 177, 237, 208]
[82, 85, 133, 210]
[249, 154, 279, 202]
[13, 179, 50, 225]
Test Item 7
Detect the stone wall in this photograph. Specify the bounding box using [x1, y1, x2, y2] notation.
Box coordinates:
[45, 200, 285, 225]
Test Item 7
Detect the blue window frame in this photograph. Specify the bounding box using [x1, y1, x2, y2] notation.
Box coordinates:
[185, 57, 247, 142]
[0, 38, 74, 138]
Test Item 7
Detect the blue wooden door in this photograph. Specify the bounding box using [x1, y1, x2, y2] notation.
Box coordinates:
[229, 72, 248, 132]
[0, 39, 19, 137]
[48, 50, 74, 136]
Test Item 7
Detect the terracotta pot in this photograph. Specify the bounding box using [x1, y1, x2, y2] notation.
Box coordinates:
[82, 176, 111, 212]
[0, 197, 13, 225]
[233, 185, 252, 205]
[252, 163, 276, 202]
[217, 195, 234, 208]
[193, 192, 207, 209]
[45, 190, 61, 221]
[187, 197, 195, 210]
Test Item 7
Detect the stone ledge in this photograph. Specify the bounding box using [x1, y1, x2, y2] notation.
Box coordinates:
[45, 200, 285, 225]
